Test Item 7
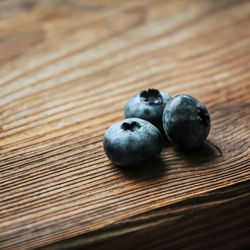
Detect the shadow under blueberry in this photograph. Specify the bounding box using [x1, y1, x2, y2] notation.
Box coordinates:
[162, 135, 172, 148]
[175, 140, 223, 165]
[156, 127, 172, 148]
[116, 158, 167, 181]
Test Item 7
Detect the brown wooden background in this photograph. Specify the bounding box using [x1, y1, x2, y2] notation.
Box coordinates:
[0, 0, 249, 249]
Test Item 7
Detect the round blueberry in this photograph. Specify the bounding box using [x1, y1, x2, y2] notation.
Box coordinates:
[124, 89, 171, 131]
[103, 118, 163, 166]
[162, 94, 210, 149]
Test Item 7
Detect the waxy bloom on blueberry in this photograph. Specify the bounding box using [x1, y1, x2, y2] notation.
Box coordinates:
[162, 94, 210, 149]
[103, 118, 163, 166]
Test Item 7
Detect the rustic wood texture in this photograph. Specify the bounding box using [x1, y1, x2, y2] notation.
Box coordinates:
[0, 0, 249, 249]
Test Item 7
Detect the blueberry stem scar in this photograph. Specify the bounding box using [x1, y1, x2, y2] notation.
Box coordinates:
[198, 108, 210, 126]
[139, 88, 162, 105]
[121, 121, 141, 132]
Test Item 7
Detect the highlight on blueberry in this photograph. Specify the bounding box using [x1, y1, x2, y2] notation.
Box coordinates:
[103, 118, 163, 166]
[124, 89, 171, 131]
[162, 94, 210, 149]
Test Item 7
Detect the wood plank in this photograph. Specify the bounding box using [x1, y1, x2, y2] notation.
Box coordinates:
[41, 182, 250, 250]
[0, 0, 249, 249]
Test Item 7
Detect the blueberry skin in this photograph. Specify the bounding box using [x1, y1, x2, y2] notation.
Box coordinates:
[124, 89, 171, 130]
[162, 94, 210, 149]
[103, 118, 163, 166]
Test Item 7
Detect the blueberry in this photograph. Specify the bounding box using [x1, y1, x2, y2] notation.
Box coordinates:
[162, 94, 210, 149]
[103, 118, 163, 166]
[124, 89, 171, 131]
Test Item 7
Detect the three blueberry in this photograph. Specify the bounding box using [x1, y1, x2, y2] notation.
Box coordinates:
[103, 118, 163, 166]
[103, 89, 210, 166]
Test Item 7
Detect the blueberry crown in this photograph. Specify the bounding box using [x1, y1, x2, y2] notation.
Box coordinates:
[121, 121, 141, 132]
[139, 89, 162, 105]
[197, 108, 210, 126]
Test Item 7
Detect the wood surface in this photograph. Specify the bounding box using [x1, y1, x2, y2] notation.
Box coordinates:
[0, 0, 249, 249]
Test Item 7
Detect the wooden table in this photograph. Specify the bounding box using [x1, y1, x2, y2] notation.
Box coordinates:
[0, 0, 249, 249]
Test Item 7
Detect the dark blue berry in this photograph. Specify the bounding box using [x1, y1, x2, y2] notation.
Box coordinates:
[124, 89, 171, 131]
[162, 94, 210, 149]
[103, 118, 163, 166]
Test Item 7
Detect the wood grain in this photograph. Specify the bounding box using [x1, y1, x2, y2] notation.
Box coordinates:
[0, 0, 249, 249]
